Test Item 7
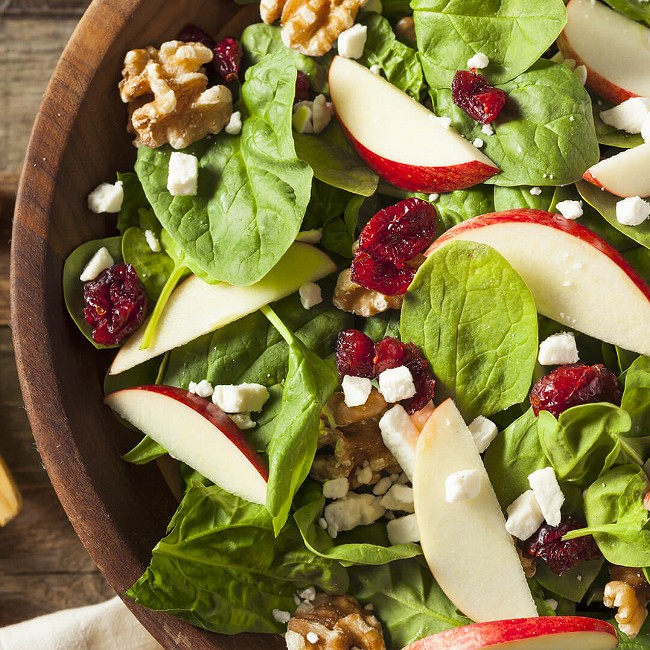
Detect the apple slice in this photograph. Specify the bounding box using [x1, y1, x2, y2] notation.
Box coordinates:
[413, 398, 537, 622]
[557, 0, 650, 104]
[104, 385, 268, 505]
[583, 144, 650, 198]
[426, 210, 650, 356]
[110, 243, 335, 375]
[404, 617, 618, 650]
[328, 56, 499, 193]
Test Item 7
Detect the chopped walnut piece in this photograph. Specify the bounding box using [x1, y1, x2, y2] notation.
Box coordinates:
[516, 547, 537, 579]
[329, 389, 387, 428]
[604, 580, 648, 639]
[394, 16, 416, 45]
[260, 0, 364, 56]
[119, 41, 232, 149]
[286, 593, 386, 650]
[610, 565, 650, 602]
[333, 269, 403, 317]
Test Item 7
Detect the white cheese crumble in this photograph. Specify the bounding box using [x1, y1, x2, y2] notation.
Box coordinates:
[472, 137, 484, 148]
[378, 366, 416, 403]
[298, 281, 322, 309]
[380, 484, 415, 513]
[192, 379, 214, 398]
[306, 632, 320, 644]
[546, 598, 559, 611]
[356, 463, 373, 485]
[272, 609, 291, 624]
[468, 415, 498, 453]
[323, 477, 349, 500]
[342, 375, 372, 408]
[224, 110, 242, 135]
[387, 514, 420, 545]
[616, 196, 650, 226]
[378, 405, 419, 480]
[167, 152, 199, 196]
[538, 332, 580, 366]
[600, 97, 650, 134]
[369, 64, 381, 75]
[87, 181, 124, 213]
[430, 114, 452, 129]
[298, 586, 316, 602]
[323, 492, 385, 538]
[211, 383, 269, 413]
[79, 247, 114, 282]
[556, 199, 583, 220]
[530, 187, 542, 196]
[229, 412, 256, 430]
[337, 24, 367, 59]
[467, 52, 489, 69]
[428, 193, 439, 202]
[372, 476, 393, 496]
[481, 123, 494, 136]
[445, 469, 481, 503]
[144, 229, 161, 253]
[505, 490, 544, 541]
[528, 467, 565, 527]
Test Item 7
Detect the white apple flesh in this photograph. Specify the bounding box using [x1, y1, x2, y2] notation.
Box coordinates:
[558, 0, 650, 103]
[583, 144, 650, 198]
[105, 385, 268, 505]
[110, 243, 336, 375]
[328, 56, 499, 193]
[426, 210, 650, 356]
[403, 616, 618, 650]
[413, 398, 537, 623]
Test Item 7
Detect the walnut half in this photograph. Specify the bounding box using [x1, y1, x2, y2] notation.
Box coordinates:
[604, 580, 648, 639]
[286, 593, 386, 650]
[333, 269, 403, 318]
[119, 41, 232, 149]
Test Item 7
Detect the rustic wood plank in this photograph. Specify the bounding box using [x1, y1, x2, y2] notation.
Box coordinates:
[0, 0, 89, 19]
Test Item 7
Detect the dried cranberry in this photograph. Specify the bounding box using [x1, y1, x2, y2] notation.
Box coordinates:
[530, 363, 622, 418]
[177, 24, 215, 49]
[295, 70, 312, 103]
[83, 263, 148, 346]
[335, 329, 375, 379]
[213, 37, 242, 84]
[523, 517, 602, 575]
[452, 70, 506, 124]
[358, 198, 437, 265]
[351, 251, 415, 296]
[374, 337, 410, 374]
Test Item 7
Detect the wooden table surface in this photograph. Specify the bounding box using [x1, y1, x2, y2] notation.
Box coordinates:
[0, 0, 116, 626]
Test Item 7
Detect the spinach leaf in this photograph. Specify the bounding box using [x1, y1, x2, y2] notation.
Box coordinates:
[381, 0, 412, 19]
[593, 100, 645, 149]
[433, 60, 600, 187]
[493, 186, 556, 212]
[603, 0, 650, 26]
[116, 172, 151, 234]
[262, 306, 339, 534]
[241, 23, 329, 93]
[362, 311, 401, 342]
[303, 179, 353, 231]
[294, 121, 379, 196]
[401, 240, 538, 421]
[349, 559, 469, 648]
[121, 436, 167, 464]
[293, 491, 422, 566]
[412, 0, 566, 87]
[622, 355, 650, 437]
[537, 404, 631, 487]
[564, 465, 650, 567]
[63, 236, 123, 349]
[483, 409, 548, 508]
[136, 51, 313, 286]
[321, 194, 364, 259]
[578, 181, 650, 251]
[126, 483, 348, 633]
[358, 14, 425, 99]
[624, 248, 650, 285]
[434, 186, 494, 232]
[534, 558, 604, 603]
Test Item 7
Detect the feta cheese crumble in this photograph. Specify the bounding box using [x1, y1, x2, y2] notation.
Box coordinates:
[387, 514, 420, 545]
[144, 229, 161, 253]
[272, 609, 291, 624]
[380, 484, 414, 513]
[528, 467, 565, 527]
[472, 137, 484, 148]
[369, 64, 381, 75]
[505, 490, 544, 541]
[229, 412, 256, 430]
[306, 632, 320, 644]
[616, 196, 650, 226]
[192, 379, 214, 398]
[538, 332, 580, 366]
[79, 247, 114, 282]
[342, 375, 372, 408]
[468, 415, 498, 453]
[323, 477, 349, 500]
[87, 181, 124, 213]
[211, 383, 269, 413]
[481, 123, 494, 136]
[298, 282, 322, 309]
[467, 52, 489, 69]
[378, 405, 419, 480]
[530, 187, 542, 196]
[167, 151, 198, 196]
[600, 97, 650, 134]
[556, 200, 583, 220]
[224, 110, 242, 135]
[378, 366, 416, 403]
[445, 469, 481, 503]
[337, 24, 367, 59]
[323, 493, 385, 538]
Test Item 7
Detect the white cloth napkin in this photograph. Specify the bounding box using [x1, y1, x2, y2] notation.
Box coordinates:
[0, 597, 163, 650]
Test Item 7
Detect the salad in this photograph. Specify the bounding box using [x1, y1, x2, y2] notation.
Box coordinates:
[62, 0, 650, 648]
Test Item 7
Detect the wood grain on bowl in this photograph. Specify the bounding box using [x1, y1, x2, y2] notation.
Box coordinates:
[10, 1, 284, 647]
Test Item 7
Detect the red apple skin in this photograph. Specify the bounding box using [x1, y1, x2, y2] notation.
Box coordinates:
[557, 31, 637, 105]
[403, 617, 618, 650]
[426, 209, 650, 301]
[582, 168, 606, 190]
[337, 119, 499, 193]
[106, 384, 269, 482]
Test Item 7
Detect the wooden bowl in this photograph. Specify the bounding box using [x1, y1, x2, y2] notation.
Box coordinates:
[11, 1, 282, 648]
